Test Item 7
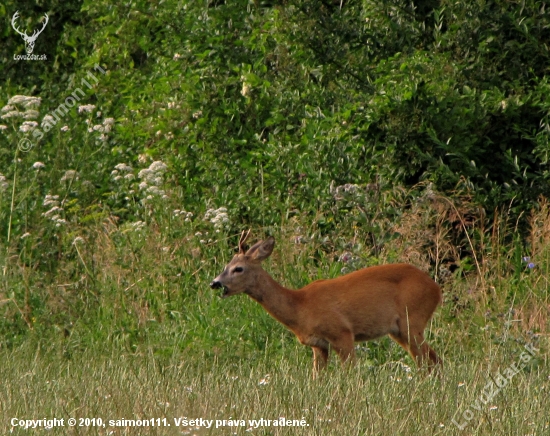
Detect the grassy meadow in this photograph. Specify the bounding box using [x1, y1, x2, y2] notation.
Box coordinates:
[1, 180, 549, 435]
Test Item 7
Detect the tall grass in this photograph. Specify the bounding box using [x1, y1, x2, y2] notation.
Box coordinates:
[0, 141, 548, 435]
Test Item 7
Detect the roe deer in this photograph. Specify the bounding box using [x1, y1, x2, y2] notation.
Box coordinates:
[210, 231, 442, 375]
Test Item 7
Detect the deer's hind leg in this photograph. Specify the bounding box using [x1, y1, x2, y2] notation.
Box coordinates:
[390, 331, 440, 367]
[328, 330, 356, 367]
[389, 315, 441, 368]
[312, 346, 329, 379]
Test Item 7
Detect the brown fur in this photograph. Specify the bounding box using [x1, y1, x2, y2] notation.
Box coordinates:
[210, 232, 442, 376]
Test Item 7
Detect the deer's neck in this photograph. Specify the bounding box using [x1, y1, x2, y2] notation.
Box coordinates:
[245, 273, 301, 330]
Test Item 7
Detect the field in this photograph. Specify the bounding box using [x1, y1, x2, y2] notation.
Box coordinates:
[1, 213, 548, 435]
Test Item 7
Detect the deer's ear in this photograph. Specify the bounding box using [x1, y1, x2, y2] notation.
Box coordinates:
[246, 236, 275, 261]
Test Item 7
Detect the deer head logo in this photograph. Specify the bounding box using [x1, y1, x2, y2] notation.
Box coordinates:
[11, 11, 49, 55]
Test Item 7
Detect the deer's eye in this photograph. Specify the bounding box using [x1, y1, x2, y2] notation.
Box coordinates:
[233, 267, 244, 273]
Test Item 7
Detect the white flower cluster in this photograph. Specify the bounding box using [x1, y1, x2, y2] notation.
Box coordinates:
[173, 209, 193, 222]
[0, 174, 8, 192]
[42, 194, 66, 227]
[111, 163, 134, 182]
[204, 207, 229, 231]
[1, 95, 41, 120]
[330, 182, 362, 200]
[87, 117, 114, 141]
[60, 170, 78, 183]
[19, 121, 38, 133]
[33, 161, 45, 170]
[138, 161, 168, 200]
[130, 221, 146, 231]
[78, 104, 96, 114]
[41, 115, 55, 128]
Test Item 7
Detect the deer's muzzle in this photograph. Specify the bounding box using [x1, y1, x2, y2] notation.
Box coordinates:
[210, 280, 231, 298]
[210, 280, 222, 289]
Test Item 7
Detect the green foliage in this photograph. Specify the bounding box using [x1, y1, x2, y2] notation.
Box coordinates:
[1, 0, 549, 229]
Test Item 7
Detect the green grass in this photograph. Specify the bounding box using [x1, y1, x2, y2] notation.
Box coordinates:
[0, 327, 547, 436]
[1, 235, 548, 436]
[1, 164, 549, 435]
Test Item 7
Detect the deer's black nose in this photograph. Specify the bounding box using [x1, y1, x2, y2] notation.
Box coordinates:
[210, 280, 222, 289]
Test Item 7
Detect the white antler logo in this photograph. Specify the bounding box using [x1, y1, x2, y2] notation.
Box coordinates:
[11, 11, 49, 55]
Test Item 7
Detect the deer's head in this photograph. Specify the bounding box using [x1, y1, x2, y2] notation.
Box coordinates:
[210, 231, 275, 298]
[12, 11, 49, 55]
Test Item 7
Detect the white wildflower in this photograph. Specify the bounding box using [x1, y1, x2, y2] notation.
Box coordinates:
[113, 176, 122, 181]
[192, 110, 203, 119]
[0, 110, 22, 119]
[0, 125, 8, 131]
[138, 168, 153, 180]
[43, 194, 59, 206]
[23, 110, 39, 119]
[43, 206, 63, 217]
[173, 53, 182, 60]
[73, 236, 85, 245]
[21, 232, 31, 239]
[147, 186, 165, 196]
[78, 104, 96, 114]
[205, 207, 230, 230]
[131, 221, 146, 231]
[92, 124, 104, 132]
[23, 97, 42, 108]
[124, 173, 134, 180]
[19, 121, 38, 133]
[103, 117, 115, 126]
[114, 163, 132, 172]
[149, 161, 167, 172]
[138, 182, 148, 190]
[60, 170, 78, 182]
[41, 115, 55, 127]
[60, 125, 70, 132]
[1, 105, 15, 113]
[8, 95, 41, 107]
[33, 162, 45, 169]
